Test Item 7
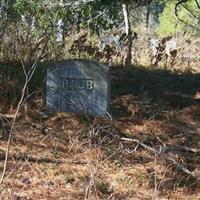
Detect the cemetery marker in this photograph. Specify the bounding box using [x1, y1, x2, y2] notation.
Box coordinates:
[46, 59, 110, 116]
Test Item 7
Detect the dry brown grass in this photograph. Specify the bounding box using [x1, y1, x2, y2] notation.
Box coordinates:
[0, 66, 200, 200]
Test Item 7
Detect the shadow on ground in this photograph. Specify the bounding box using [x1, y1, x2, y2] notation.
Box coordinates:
[106, 65, 200, 194]
[110, 65, 200, 118]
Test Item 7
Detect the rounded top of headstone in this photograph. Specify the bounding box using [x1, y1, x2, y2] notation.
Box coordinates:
[48, 59, 109, 72]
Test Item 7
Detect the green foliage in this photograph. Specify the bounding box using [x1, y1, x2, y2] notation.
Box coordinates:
[66, 0, 123, 35]
[157, 0, 200, 37]
[15, 0, 66, 31]
[157, 1, 182, 36]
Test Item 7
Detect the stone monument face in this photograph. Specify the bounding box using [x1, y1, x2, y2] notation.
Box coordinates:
[46, 59, 110, 116]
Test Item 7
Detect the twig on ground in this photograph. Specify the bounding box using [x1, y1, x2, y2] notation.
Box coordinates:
[120, 137, 197, 178]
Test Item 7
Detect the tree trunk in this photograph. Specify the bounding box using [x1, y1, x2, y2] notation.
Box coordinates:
[56, 0, 64, 43]
[122, 1, 132, 66]
[145, 2, 150, 27]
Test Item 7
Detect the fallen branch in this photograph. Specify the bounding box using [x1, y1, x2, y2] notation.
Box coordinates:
[0, 152, 64, 164]
[163, 145, 200, 154]
[90, 121, 200, 180]
[120, 137, 197, 179]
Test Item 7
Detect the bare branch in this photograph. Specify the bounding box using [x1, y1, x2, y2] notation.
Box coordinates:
[0, 35, 49, 185]
[175, 0, 200, 31]
[195, 0, 200, 9]
[181, 3, 200, 21]
[121, 137, 197, 178]
[103, 127, 198, 179]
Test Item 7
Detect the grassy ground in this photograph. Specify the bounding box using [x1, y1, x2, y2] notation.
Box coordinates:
[0, 65, 200, 199]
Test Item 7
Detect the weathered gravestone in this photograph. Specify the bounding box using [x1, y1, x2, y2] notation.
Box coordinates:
[46, 59, 110, 116]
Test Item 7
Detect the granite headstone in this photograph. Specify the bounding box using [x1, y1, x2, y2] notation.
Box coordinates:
[46, 59, 110, 116]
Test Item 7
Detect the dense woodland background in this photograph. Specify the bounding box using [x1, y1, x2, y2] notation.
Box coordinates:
[0, 0, 200, 199]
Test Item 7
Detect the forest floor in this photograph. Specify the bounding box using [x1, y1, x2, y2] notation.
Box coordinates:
[0, 65, 200, 200]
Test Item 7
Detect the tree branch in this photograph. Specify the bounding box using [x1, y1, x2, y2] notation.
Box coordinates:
[195, 0, 200, 9]
[175, 0, 200, 31]
[0, 36, 49, 185]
